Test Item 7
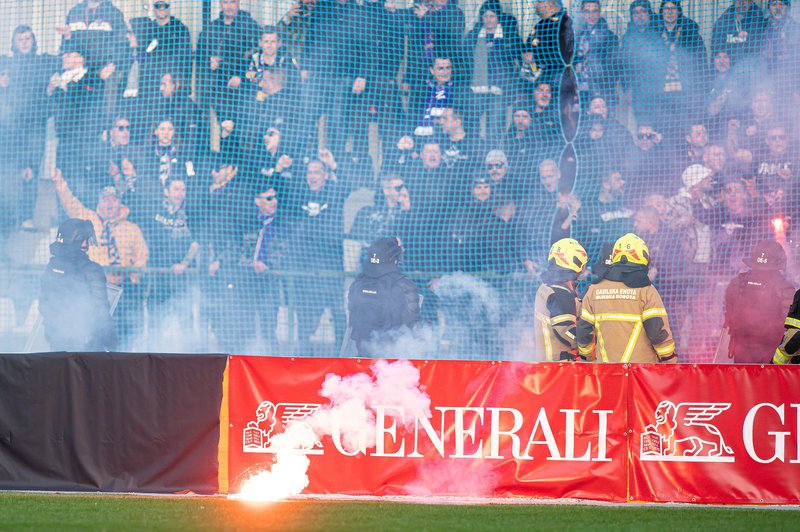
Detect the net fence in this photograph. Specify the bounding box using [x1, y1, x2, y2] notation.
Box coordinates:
[0, 0, 797, 360]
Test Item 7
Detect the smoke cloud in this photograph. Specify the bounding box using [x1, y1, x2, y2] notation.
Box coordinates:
[232, 359, 432, 501]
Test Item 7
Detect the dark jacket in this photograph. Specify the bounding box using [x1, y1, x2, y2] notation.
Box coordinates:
[348, 247, 420, 350]
[574, 16, 619, 102]
[724, 268, 794, 363]
[129, 15, 193, 93]
[64, 0, 129, 70]
[527, 8, 573, 80]
[464, 1, 524, 92]
[40, 242, 117, 351]
[196, 10, 261, 87]
[711, 2, 766, 63]
[407, 0, 466, 84]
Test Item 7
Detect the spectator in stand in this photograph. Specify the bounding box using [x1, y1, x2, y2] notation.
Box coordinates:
[437, 107, 483, 176]
[675, 122, 710, 172]
[0, 26, 57, 231]
[515, 159, 581, 272]
[575, 169, 634, 260]
[483, 149, 521, 200]
[505, 105, 535, 160]
[56, 0, 129, 80]
[244, 120, 296, 198]
[291, 0, 365, 160]
[711, 0, 767, 65]
[47, 44, 115, 206]
[139, 71, 203, 150]
[703, 143, 733, 184]
[446, 176, 499, 272]
[127, 0, 192, 100]
[739, 89, 776, 156]
[142, 176, 199, 343]
[206, 181, 283, 354]
[624, 123, 673, 197]
[753, 124, 799, 220]
[620, 0, 661, 122]
[406, 0, 466, 90]
[283, 155, 346, 355]
[240, 66, 298, 155]
[666, 164, 721, 269]
[50, 168, 149, 349]
[653, 0, 707, 138]
[147, 118, 197, 195]
[403, 140, 451, 200]
[244, 26, 301, 97]
[763, 0, 799, 84]
[706, 51, 736, 135]
[531, 79, 560, 143]
[195, 0, 260, 123]
[408, 56, 467, 137]
[465, 0, 523, 141]
[351, 174, 410, 256]
[574, 0, 620, 109]
[279, 0, 318, 60]
[365, 0, 410, 156]
[715, 177, 772, 276]
[95, 114, 156, 224]
[526, 0, 573, 82]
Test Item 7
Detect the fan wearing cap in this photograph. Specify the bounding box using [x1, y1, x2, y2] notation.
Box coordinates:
[577, 233, 677, 363]
[347, 237, 420, 356]
[724, 240, 794, 363]
[40, 218, 117, 351]
[534, 238, 588, 361]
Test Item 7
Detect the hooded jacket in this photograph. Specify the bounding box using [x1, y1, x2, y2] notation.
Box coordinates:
[347, 238, 420, 351]
[40, 241, 117, 351]
[577, 262, 676, 363]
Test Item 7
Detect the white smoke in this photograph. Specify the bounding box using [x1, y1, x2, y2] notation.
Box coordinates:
[231, 359, 431, 501]
[361, 272, 503, 359]
[405, 460, 501, 497]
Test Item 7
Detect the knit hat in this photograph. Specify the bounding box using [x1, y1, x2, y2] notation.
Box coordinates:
[682, 164, 713, 189]
[484, 149, 508, 167]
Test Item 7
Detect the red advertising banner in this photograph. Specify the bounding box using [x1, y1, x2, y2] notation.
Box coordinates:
[226, 358, 800, 504]
[629, 364, 800, 504]
[226, 357, 629, 501]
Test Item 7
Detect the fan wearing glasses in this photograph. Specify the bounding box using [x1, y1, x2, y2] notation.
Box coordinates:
[351, 175, 411, 251]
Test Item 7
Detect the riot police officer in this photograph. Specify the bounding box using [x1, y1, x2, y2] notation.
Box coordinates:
[40, 218, 117, 351]
[347, 237, 420, 356]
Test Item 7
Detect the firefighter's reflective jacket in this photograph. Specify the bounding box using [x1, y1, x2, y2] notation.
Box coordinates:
[773, 289, 800, 365]
[534, 278, 580, 361]
[577, 266, 676, 363]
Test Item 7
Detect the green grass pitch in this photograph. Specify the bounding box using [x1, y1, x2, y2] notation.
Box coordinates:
[0, 493, 796, 531]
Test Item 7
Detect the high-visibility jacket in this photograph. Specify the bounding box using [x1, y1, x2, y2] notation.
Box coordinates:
[577, 279, 676, 363]
[773, 289, 800, 365]
[534, 282, 580, 361]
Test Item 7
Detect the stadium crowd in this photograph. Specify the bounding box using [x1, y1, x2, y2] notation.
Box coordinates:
[0, 0, 799, 358]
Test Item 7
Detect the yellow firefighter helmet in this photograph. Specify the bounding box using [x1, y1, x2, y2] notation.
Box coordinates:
[548, 238, 589, 273]
[612, 233, 650, 266]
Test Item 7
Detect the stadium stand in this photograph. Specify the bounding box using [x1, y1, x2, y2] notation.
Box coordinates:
[0, 0, 798, 361]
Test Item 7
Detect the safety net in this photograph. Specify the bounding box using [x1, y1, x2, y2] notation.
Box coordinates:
[0, 0, 797, 361]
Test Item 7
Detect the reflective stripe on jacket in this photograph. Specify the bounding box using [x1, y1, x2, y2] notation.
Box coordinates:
[534, 282, 579, 361]
[577, 279, 676, 363]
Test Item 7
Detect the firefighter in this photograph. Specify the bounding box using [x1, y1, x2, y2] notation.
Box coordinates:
[577, 233, 677, 363]
[347, 237, 420, 356]
[724, 240, 794, 363]
[774, 289, 800, 365]
[534, 238, 589, 361]
[39, 218, 117, 351]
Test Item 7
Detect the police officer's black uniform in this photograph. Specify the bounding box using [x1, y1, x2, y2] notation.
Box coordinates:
[347, 237, 420, 356]
[40, 218, 117, 351]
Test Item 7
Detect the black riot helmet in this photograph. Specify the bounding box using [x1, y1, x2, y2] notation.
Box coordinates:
[55, 218, 97, 251]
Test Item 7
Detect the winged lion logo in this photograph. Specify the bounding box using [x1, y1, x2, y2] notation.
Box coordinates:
[243, 400, 323, 454]
[640, 400, 734, 462]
